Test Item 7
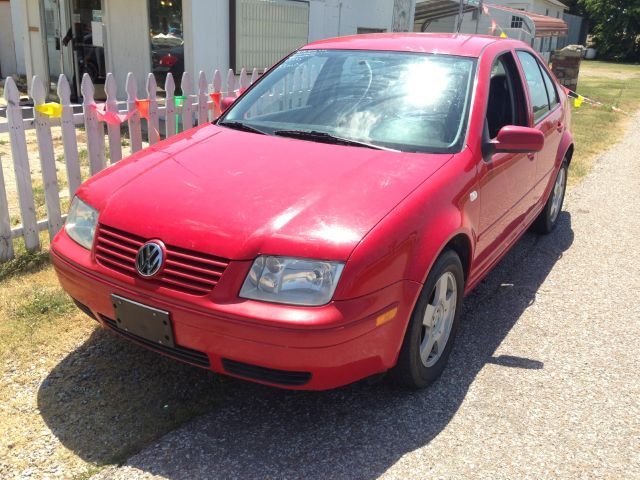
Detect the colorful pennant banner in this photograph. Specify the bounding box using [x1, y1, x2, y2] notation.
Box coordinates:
[135, 99, 150, 120]
[35, 102, 63, 118]
[564, 87, 627, 113]
[209, 92, 222, 117]
[91, 103, 136, 125]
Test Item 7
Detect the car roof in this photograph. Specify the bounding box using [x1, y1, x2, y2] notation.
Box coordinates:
[302, 33, 521, 58]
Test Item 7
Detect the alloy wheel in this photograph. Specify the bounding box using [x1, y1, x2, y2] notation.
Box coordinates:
[420, 271, 457, 367]
[549, 165, 566, 223]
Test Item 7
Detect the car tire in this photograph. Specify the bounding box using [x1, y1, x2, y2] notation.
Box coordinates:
[532, 159, 568, 234]
[391, 249, 464, 389]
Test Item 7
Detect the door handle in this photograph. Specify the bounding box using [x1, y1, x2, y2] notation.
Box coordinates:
[527, 153, 535, 160]
[556, 121, 563, 132]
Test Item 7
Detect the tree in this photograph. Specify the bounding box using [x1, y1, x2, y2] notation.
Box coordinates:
[578, 0, 640, 62]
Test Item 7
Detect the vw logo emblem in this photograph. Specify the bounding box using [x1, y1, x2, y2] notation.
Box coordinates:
[136, 241, 165, 278]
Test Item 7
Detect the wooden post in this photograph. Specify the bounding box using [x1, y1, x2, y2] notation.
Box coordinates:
[0, 156, 14, 261]
[82, 73, 106, 175]
[126, 72, 143, 153]
[226, 68, 236, 97]
[293, 67, 302, 107]
[239, 67, 248, 92]
[212, 69, 222, 93]
[197, 71, 209, 125]
[4, 77, 39, 251]
[31, 75, 63, 240]
[146, 73, 160, 144]
[105, 73, 122, 163]
[181, 71, 193, 130]
[164, 73, 176, 138]
[57, 74, 82, 197]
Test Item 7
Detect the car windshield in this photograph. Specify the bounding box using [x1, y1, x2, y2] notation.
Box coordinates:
[221, 49, 476, 154]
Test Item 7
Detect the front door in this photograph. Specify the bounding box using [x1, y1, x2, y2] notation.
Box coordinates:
[41, 0, 107, 99]
[475, 51, 536, 275]
[41, 0, 72, 96]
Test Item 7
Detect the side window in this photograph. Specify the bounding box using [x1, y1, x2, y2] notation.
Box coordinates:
[486, 53, 527, 139]
[539, 64, 559, 110]
[516, 51, 550, 123]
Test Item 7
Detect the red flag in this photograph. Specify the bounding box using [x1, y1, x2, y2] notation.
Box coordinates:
[209, 92, 222, 117]
[490, 19, 497, 35]
[92, 103, 135, 125]
[135, 99, 150, 120]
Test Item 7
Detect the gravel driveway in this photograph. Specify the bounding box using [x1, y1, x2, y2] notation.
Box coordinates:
[93, 115, 640, 480]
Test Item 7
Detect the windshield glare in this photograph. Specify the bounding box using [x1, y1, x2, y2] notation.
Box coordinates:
[223, 50, 476, 153]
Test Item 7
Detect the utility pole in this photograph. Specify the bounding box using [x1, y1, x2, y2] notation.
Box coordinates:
[456, 0, 465, 32]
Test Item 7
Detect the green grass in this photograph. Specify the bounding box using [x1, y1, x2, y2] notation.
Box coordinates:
[13, 286, 74, 320]
[568, 61, 640, 183]
[0, 235, 51, 282]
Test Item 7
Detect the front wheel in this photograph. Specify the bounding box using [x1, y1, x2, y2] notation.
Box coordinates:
[533, 159, 568, 234]
[391, 250, 464, 389]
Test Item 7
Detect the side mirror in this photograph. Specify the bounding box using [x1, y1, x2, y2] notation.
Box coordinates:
[221, 96, 237, 112]
[483, 125, 545, 161]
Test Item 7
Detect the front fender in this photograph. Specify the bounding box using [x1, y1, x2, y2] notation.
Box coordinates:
[334, 151, 477, 301]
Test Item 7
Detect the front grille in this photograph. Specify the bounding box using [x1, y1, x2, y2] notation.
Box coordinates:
[222, 358, 312, 386]
[94, 224, 229, 296]
[101, 315, 211, 368]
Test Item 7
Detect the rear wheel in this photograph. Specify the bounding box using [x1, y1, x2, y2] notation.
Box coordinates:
[533, 159, 568, 234]
[391, 250, 464, 389]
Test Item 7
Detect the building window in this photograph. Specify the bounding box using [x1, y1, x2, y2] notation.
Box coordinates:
[231, 0, 310, 72]
[510, 15, 524, 29]
[148, 0, 184, 87]
[545, 8, 549, 15]
[557, 11, 561, 18]
[357, 27, 387, 34]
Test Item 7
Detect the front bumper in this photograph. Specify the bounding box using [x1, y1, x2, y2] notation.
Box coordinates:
[51, 233, 421, 390]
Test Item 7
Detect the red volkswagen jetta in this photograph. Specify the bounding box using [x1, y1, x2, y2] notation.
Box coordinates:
[52, 34, 573, 390]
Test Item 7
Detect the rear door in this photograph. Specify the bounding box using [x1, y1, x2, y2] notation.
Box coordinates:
[515, 50, 564, 204]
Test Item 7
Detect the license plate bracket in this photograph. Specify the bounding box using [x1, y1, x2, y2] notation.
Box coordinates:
[111, 294, 175, 348]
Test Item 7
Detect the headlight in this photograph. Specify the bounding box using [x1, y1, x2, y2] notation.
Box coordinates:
[239, 256, 345, 306]
[65, 197, 98, 249]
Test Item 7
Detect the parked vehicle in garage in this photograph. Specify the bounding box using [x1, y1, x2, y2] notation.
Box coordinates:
[52, 33, 573, 390]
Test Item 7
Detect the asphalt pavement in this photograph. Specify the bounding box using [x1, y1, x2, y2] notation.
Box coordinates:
[93, 114, 640, 479]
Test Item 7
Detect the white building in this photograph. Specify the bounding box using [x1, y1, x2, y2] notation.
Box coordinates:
[3, 0, 416, 99]
[415, 0, 568, 62]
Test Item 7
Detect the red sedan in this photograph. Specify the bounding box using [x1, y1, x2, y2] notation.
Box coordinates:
[52, 34, 573, 390]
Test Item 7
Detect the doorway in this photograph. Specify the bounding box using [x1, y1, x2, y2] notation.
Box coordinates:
[41, 0, 107, 100]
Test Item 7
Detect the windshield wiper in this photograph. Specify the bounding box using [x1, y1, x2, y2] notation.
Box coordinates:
[273, 129, 398, 152]
[217, 120, 267, 135]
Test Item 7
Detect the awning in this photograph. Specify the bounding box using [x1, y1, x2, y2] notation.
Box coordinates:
[486, 3, 568, 37]
[414, 1, 568, 38]
[414, 0, 476, 25]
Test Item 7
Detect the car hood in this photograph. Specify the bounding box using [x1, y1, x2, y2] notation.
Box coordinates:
[79, 124, 451, 260]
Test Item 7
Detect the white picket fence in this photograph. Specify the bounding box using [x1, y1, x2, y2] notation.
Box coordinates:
[0, 67, 265, 262]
